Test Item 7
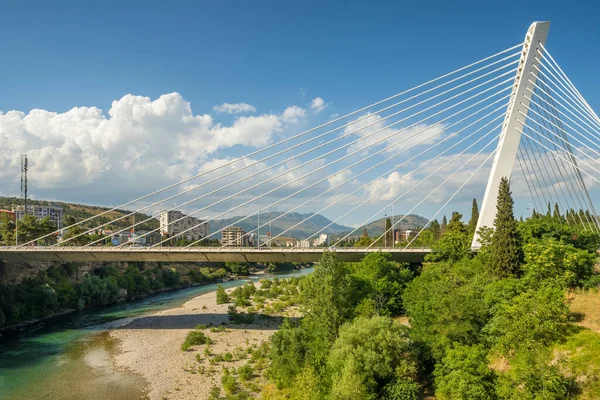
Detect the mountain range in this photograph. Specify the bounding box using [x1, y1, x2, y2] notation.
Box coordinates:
[209, 212, 353, 240]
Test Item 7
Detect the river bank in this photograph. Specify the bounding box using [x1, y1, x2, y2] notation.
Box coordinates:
[109, 275, 305, 400]
[0, 267, 311, 400]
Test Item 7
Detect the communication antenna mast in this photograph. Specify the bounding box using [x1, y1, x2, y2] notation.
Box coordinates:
[20, 154, 28, 215]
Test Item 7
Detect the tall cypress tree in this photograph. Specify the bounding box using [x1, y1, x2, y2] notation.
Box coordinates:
[553, 203, 561, 221]
[385, 218, 393, 247]
[441, 215, 448, 235]
[430, 219, 440, 241]
[489, 177, 521, 277]
[468, 198, 479, 235]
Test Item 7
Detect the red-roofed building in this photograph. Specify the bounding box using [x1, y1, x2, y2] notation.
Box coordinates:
[0, 209, 15, 220]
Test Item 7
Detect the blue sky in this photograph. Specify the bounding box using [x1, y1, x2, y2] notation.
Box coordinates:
[0, 0, 599, 230]
[2, 0, 599, 115]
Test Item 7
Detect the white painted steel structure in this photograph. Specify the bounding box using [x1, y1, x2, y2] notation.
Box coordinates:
[472, 22, 550, 248]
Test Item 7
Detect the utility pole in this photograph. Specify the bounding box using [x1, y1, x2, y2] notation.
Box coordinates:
[269, 213, 272, 247]
[21, 154, 28, 215]
[257, 209, 260, 249]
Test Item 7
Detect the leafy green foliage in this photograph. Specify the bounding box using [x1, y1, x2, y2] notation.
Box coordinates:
[181, 330, 212, 351]
[433, 344, 496, 400]
[224, 262, 250, 276]
[300, 252, 357, 370]
[484, 284, 569, 353]
[403, 259, 492, 360]
[353, 253, 413, 316]
[327, 316, 421, 400]
[216, 284, 230, 304]
[489, 177, 522, 278]
[521, 238, 595, 288]
[495, 347, 573, 400]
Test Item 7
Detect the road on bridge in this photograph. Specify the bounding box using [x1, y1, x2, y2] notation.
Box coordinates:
[0, 247, 431, 263]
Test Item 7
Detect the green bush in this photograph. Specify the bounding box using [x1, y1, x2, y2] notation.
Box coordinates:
[216, 284, 230, 304]
[181, 330, 212, 351]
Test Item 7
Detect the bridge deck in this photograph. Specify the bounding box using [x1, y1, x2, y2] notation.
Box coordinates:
[0, 247, 431, 263]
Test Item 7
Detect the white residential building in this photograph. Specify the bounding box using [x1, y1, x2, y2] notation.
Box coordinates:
[298, 240, 311, 248]
[13, 205, 64, 229]
[221, 226, 249, 247]
[159, 210, 209, 242]
[312, 234, 328, 247]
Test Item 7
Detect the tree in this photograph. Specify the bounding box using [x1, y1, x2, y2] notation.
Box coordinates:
[385, 218, 393, 248]
[425, 229, 470, 263]
[430, 219, 441, 241]
[489, 177, 521, 278]
[301, 252, 356, 370]
[433, 344, 496, 400]
[468, 198, 479, 236]
[354, 235, 373, 247]
[553, 203, 561, 221]
[441, 215, 448, 235]
[354, 253, 413, 316]
[521, 238, 594, 288]
[327, 316, 421, 400]
[483, 284, 569, 353]
[403, 259, 492, 360]
[216, 284, 230, 304]
[447, 212, 466, 234]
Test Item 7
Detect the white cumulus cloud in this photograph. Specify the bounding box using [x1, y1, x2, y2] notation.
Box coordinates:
[281, 106, 306, 124]
[0, 92, 307, 206]
[310, 97, 326, 113]
[213, 102, 257, 114]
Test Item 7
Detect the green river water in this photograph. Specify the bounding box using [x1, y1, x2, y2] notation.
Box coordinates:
[0, 268, 313, 400]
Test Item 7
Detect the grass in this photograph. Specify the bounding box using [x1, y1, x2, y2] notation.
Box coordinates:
[181, 330, 212, 351]
[555, 328, 600, 399]
[569, 289, 600, 333]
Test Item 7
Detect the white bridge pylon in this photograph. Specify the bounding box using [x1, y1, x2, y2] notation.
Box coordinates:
[473, 21, 599, 248]
[473, 22, 551, 248]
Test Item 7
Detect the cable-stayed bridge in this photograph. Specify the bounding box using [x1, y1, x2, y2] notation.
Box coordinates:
[2, 21, 599, 263]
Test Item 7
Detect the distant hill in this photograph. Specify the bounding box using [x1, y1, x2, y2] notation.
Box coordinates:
[209, 212, 353, 240]
[0, 196, 159, 231]
[335, 214, 429, 239]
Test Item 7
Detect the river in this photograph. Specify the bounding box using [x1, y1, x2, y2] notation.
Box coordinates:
[0, 268, 313, 400]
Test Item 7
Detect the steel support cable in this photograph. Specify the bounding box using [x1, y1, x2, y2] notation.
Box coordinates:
[532, 59, 600, 130]
[126, 83, 516, 247]
[517, 124, 551, 211]
[518, 106, 600, 170]
[79, 76, 515, 248]
[229, 108, 507, 247]
[523, 124, 572, 224]
[525, 84, 600, 152]
[520, 131, 559, 213]
[519, 103, 600, 230]
[81, 74, 517, 248]
[205, 108, 505, 248]
[530, 73, 600, 227]
[525, 95, 600, 158]
[517, 121, 600, 184]
[167, 95, 510, 247]
[329, 125, 502, 247]
[525, 93, 577, 223]
[527, 79, 600, 140]
[516, 149, 544, 213]
[517, 124, 600, 230]
[538, 42, 600, 122]
[526, 91, 597, 230]
[25, 44, 523, 246]
[405, 148, 499, 248]
[539, 45, 600, 123]
[54, 62, 521, 248]
[367, 133, 500, 248]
